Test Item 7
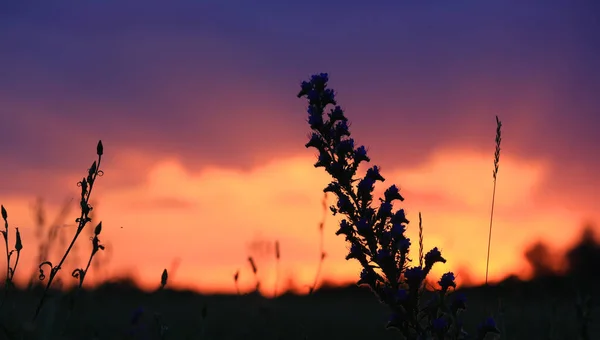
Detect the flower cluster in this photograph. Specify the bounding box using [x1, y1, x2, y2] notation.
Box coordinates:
[298, 74, 499, 340]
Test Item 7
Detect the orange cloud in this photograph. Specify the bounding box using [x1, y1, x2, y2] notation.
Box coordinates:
[1, 146, 590, 295]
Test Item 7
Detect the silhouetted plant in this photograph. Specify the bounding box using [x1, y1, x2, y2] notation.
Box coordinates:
[297, 73, 499, 339]
[485, 116, 502, 286]
[34, 140, 105, 321]
[0, 205, 23, 309]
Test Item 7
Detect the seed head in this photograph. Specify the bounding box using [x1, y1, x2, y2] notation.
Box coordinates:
[97, 140, 104, 156]
[160, 269, 168, 288]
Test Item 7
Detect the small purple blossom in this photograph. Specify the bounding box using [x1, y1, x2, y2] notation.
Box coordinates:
[424, 247, 446, 268]
[366, 166, 385, 182]
[358, 268, 376, 286]
[336, 138, 355, 155]
[391, 209, 409, 225]
[334, 121, 350, 138]
[305, 132, 323, 149]
[297, 80, 313, 98]
[357, 177, 376, 196]
[324, 181, 341, 195]
[438, 272, 456, 291]
[353, 145, 370, 163]
[329, 106, 347, 122]
[335, 219, 352, 236]
[307, 89, 320, 103]
[310, 73, 329, 86]
[322, 88, 336, 105]
[384, 185, 404, 202]
[314, 152, 331, 169]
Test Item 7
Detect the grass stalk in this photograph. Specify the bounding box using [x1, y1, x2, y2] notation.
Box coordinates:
[485, 116, 502, 286]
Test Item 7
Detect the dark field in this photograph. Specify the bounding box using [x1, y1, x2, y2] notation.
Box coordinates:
[0, 276, 596, 340]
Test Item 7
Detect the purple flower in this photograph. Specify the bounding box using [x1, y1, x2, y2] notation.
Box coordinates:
[307, 89, 320, 103]
[358, 268, 376, 286]
[305, 132, 323, 149]
[390, 223, 406, 238]
[324, 182, 341, 195]
[297, 80, 313, 98]
[335, 219, 352, 236]
[366, 166, 385, 182]
[314, 152, 331, 169]
[438, 272, 456, 291]
[329, 106, 347, 122]
[391, 209, 409, 225]
[384, 185, 404, 202]
[424, 247, 446, 268]
[336, 138, 355, 155]
[310, 73, 329, 86]
[357, 177, 376, 202]
[322, 88, 336, 106]
[353, 145, 370, 163]
[334, 121, 350, 138]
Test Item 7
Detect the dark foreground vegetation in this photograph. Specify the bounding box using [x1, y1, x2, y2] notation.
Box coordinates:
[0, 274, 596, 340]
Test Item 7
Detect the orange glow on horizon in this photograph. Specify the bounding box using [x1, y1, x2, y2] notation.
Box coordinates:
[1, 147, 594, 296]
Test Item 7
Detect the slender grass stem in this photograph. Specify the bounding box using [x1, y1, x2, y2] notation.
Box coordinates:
[485, 116, 502, 286]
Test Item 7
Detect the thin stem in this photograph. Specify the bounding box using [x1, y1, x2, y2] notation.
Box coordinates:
[33, 155, 102, 321]
[485, 178, 498, 286]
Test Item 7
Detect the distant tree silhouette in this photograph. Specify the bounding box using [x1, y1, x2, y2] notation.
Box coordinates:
[524, 241, 558, 278]
[565, 225, 600, 283]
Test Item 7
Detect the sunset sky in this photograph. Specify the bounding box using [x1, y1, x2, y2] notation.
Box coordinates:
[0, 0, 599, 295]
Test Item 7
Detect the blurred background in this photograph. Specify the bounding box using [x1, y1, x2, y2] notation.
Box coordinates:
[0, 1, 599, 338]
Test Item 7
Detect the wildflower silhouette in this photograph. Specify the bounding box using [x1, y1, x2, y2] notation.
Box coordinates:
[297, 73, 499, 340]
